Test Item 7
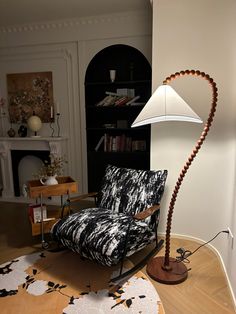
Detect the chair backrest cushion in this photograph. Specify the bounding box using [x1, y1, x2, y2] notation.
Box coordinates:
[97, 165, 168, 216]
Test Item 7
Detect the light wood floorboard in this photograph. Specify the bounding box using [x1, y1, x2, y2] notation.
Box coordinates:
[131, 238, 235, 314]
[0, 201, 235, 313]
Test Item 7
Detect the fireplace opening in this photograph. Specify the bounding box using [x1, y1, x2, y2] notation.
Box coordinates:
[11, 150, 50, 197]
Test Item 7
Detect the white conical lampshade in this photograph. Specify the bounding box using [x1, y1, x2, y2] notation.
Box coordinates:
[132, 85, 203, 127]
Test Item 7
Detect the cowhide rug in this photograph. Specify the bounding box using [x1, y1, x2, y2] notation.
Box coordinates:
[0, 250, 164, 313]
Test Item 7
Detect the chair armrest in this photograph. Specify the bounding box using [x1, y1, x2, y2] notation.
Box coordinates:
[68, 192, 98, 203]
[133, 204, 160, 221]
[60, 192, 98, 218]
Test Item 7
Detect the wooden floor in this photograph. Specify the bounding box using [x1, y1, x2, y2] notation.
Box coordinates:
[0, 201, 235, 314]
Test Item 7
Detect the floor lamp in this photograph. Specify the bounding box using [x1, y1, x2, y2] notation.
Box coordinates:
[132, 70, 218, 284]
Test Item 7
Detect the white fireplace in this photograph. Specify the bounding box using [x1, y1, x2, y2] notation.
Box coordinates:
[0, 137, 67, 202]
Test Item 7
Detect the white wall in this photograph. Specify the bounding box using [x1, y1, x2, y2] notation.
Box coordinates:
[152, 0, 236, 300]
[0, 10, 152, 195]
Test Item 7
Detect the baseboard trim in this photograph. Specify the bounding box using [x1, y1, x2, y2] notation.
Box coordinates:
[158, 232, 236, 309]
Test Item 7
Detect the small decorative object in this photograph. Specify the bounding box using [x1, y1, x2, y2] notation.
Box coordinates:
[103, 123, 116, 128]
[34, 154, 67, 186]
[28, 204, 47, 222]
[56, 113, 61, 137]
[7, 126, 15, 137]
[18, 123, 27, 137]
[22, 183, 28, 197]
[109, 69, 116, 83]
[27, 111, 42, 137]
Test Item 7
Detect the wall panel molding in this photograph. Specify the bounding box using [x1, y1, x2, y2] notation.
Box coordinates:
[0, 43, 83, 196]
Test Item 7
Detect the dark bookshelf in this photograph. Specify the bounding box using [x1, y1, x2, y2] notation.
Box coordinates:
[85, 44, 151, 191]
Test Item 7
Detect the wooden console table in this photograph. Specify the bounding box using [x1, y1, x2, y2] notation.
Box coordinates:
[28, 176, 78, 248]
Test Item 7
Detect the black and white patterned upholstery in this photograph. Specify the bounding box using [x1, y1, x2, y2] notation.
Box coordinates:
[51, 165, 168, 266]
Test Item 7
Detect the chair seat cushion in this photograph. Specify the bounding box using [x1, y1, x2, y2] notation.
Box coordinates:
[52, 207, 155, 266]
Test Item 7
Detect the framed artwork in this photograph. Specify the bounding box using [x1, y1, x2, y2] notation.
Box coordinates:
[7, 71, 54, 123]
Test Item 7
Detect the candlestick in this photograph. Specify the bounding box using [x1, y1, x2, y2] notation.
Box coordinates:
[50, 117, 55, 137]
[56, 101, 60, 115]
[56, 113, 61, 137]
[50, 106, 53, 119]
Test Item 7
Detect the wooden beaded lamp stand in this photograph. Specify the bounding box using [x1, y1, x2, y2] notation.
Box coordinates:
[132, 70, 218, 284]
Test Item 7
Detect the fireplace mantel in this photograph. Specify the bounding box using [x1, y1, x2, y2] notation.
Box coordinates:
[0, 136, 67, 201]
[0, 136, 66, 148]
[0, 137, 65, 140]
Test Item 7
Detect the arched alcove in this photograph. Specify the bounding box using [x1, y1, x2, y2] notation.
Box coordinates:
[85, 44, 151, 82]
[85, 44, 151, 191]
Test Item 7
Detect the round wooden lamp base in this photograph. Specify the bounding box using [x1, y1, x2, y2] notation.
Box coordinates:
[146, 256, 188, 284]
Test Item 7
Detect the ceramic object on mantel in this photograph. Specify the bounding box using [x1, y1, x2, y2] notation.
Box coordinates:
[7, 127, 16, 137]
[18, 124, 27, 137]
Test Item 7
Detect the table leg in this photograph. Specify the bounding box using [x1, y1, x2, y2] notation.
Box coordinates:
[67, 190, 71, 214]
[40, 193, 49, 249]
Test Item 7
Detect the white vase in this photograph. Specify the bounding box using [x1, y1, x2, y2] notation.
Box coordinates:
[109, 69, 116, 82]
[40, 175, 58, 186]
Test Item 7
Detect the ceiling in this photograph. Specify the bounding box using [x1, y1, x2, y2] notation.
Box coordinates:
[0, 0, 151, 27]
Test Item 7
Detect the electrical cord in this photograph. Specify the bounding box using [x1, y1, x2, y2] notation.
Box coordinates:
[175, 230, 229, 263]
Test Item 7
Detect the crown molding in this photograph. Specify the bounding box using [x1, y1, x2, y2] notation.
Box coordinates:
[0, 11, 149, 35]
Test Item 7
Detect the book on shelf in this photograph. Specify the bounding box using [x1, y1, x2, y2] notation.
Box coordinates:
[120, 134, 126, 152]
[114, 96, 131, 106]
[126, 95, 140, 105]
[95, 135, 105, 151]
[28, 203, 47, 223]
[103, 134, 134, 152]
[96, 95, 109, 106]
[111, 137, 117, 152]
[130, 102, 145, 106]
[132, 140, 146, 152]
[126, 137, 132, 152]
[96, 95, 118, 106]
[104, 133, 110, 152]
[96, 90, 141, 107]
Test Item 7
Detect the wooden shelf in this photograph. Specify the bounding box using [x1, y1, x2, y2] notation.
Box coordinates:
[30, 207, 69, 236]
[85, 79, 151, 86]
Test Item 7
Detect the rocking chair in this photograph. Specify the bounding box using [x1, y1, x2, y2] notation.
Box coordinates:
[51, 164, 168, 281]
